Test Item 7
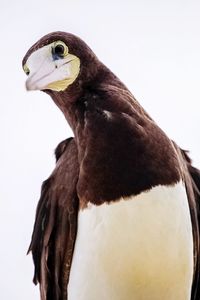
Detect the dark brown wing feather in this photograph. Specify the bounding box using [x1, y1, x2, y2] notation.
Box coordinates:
[182, 150, 200, 300]
[28, 135, 200, 300]
[28, 138, 79, 300]
[174, 144, 200, 300]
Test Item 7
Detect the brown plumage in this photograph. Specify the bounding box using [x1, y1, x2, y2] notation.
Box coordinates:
[28, 138, 79, 299]
[23, 32, 200, 300]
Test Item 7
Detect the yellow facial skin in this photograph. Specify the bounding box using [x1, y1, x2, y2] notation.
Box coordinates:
[23, 64, 30, 75]
[23, 41, 80, 92]
[46, 54, 80, 92]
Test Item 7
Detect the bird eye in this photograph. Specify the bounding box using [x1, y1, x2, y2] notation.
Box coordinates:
[55, 44, 65, 56]
[52, 41, 68, 60]
[23, 64, 30, 76]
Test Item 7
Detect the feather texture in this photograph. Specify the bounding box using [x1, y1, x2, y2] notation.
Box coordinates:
[28, 138, 79, 300]
[180, 148, 200, 300]
[23, 32, 200, 300]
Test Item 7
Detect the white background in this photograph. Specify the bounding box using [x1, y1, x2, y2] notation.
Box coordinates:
[1, 0, 200, 299]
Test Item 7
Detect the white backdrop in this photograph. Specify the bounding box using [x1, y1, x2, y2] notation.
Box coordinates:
[0, 1, 200, 299]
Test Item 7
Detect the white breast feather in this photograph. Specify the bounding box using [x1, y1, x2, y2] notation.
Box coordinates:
[68, 181, 193, 300]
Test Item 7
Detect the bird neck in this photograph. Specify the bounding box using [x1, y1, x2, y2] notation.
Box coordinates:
[48, 64, 122, 131]
[50, 75, 181, 205]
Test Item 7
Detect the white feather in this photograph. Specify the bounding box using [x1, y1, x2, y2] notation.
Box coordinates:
[68, 181, 193, 300]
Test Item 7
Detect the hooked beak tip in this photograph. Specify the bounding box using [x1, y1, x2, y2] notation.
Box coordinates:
[25, 81, 31, 91]
[25, 78, 38, 91]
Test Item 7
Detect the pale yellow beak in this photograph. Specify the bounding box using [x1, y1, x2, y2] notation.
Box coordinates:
[24, 43, 80, 92]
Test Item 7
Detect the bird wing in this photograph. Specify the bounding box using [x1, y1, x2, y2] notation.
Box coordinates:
[183, 150, 200, 300]
[173, 144, 200, 300]
[28, 137, 79, 300]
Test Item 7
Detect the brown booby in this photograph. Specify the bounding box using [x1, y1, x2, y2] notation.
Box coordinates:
[22, 32, 200, 300]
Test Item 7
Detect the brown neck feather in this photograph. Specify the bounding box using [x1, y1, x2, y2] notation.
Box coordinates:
[48, 66, 181, 206]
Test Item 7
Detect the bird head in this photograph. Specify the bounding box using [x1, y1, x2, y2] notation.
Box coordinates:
[22, 32, 99, 93]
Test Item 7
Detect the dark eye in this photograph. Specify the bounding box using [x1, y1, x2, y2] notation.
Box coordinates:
[25, 69, 30, 75]
[54, 44, 65, 57]
[52, 41, 68, 60]
[23, 64, 30, 76]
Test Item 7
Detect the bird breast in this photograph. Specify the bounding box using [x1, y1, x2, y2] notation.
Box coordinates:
[68, 181, 193, 300]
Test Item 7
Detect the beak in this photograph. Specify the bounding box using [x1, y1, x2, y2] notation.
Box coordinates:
[25, 57, 72, 91]
[24, 43, 80, 92]
[25, 62, 54, 91]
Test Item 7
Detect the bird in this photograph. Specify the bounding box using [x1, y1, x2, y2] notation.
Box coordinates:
[22, 31, 200, 300]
